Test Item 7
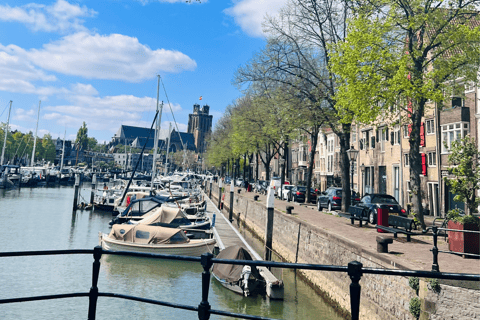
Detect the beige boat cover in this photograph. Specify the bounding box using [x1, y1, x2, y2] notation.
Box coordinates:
[212, 245, 259, 283]
[108, 224, 188, 244]
[137, 206, 183, 225]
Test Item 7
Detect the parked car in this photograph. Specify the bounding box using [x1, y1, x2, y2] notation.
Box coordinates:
[290, 186, 308, 203]
[235, 178, 244, 187]
[317, 187, 360, 212]
[281, 185, 295, 200]
[355, 194, 407, 224]
[307, 188, 317, 204]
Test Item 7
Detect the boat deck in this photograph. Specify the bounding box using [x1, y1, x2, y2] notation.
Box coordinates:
[203, 193, 284, 299]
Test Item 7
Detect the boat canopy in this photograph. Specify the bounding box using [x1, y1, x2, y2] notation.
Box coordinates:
[137, 206, 185, 225]
[212, 245, 260, 283]
[108, 224, 189, 244]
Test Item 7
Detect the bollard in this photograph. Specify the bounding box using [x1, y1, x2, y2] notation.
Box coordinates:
[431, 226, 440, 272]
[90, 174, 96, 205]
[209, 177, 212, 199]
[254, 195, 259, 201]
[229, 180, 234, 222]
[88, 246, 102, 320]
[348, 261, 363, 320]
[286, 206, 294, 214]
[73, 174, 80, 211]
[218, 180, 223, 210]
[198, 253, 213, 320]
[264, 185, 275, 263]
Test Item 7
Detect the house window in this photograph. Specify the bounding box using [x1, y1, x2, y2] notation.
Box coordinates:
[352, 126, 357, 143]
[327, 155, 333, 173]
[428, 152, 436, 166]
[352, 159, 357, 176]
[363, 130, 371, 149]
[379, 127, 387, 152]
[404, 154, 409, 167]
[394, 125, 400, 145]
[465, 82, 475, 93]
[441, 122, 469, 153]
[426, 119, 435, 135]
[403, 125, 409, 138]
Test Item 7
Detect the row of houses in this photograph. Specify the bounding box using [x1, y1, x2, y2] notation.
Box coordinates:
[261, 83, 479, 217]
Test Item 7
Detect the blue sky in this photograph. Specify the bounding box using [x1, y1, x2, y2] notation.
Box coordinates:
[0, 0, 288, 143]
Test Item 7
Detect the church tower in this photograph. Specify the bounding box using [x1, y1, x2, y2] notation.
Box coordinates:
[187, 104, 213, 153]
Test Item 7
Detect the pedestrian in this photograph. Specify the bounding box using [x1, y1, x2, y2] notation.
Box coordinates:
[103, 183, 108, 190]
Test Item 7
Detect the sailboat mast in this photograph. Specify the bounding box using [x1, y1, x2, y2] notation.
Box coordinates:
[60, 128, 66, 171]
[164, 122, 171, 175]
[31, 100, 41, 166]
[151, 75, 160, 186]
[1, 101, 12, 166]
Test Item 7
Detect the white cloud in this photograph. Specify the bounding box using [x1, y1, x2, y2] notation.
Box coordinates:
[21, 32, 197, 82]
[0, 0, 96, 33]
[224, 0, 288, 37]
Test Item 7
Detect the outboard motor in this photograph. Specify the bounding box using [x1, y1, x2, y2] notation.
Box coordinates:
[241, 265, 252, 296]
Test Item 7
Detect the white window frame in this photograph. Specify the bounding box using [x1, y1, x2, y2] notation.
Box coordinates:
[352, 126, 357, 143]
[427, 151, 436, 167]
[379, 127, 387, 152]
[404, 154, 409, 167]
[426, 119, 435, 135]
[441, 122, 469, 153]
[403, 125, 409, 138]
[394, 125, 400, 145]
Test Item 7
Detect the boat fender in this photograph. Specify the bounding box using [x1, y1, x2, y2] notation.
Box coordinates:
[212, 214, 216, 228]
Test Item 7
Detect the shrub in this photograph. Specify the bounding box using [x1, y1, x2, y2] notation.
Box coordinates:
[428, 279, 441, 293]
[409, 297, 421, 319]
[409, 277, 420, 293]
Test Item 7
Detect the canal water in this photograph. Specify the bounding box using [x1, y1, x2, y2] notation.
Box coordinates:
[0, 185, 344, 320]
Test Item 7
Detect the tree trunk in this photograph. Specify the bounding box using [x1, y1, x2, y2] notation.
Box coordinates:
[339, 124, 351, 212]
[409, 109, 426, 229]
[306, 128, 319, 203]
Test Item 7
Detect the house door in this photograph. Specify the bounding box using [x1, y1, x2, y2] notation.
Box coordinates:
[379, 166, 387, 194]
[364, 167, 374, 194]
[428, 183, 440, 217]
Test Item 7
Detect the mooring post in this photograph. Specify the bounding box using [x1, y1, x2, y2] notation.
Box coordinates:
[73, 174, 80, 211]
[90, 174, 96, 205]
[348, 261, 363, 320]
[218, 179, 223, 210]
[431, 226, 440, 272]
[209, 177, 212, 199]
[198, 252, 213, 320]
[229, 180, 234, 222]
[88, 246, 102, 320]
[264, 184, 275, 263]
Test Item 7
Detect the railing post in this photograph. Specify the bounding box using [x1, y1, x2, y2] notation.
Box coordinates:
[198, 252, 213, 320]
[218, 180, 223, 210]
[209, 177, 212, 199]
[88, 246, 103, 320]
[229, 180, 234, 222]
[431, 226, 440, 272]
[348, 261, 363, 320]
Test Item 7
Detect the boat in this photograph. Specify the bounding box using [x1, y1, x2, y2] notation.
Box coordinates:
[0, 164, 22, 189]
[212, 245, 264, 297]
[99, 224, 216, 256]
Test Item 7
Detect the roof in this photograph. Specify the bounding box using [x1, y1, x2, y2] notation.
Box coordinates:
[169, 130, 196, 151]
[115, 125, 154, 140]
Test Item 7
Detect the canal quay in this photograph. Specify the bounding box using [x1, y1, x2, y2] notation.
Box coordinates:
[207, 183, 480, 320]
[0, 184, 344, 320]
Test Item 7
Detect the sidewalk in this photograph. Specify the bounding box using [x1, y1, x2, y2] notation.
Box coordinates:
[232, 188, 480, 278]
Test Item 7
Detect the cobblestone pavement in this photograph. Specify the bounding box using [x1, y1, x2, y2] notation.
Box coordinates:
[231, 187, 480, 276]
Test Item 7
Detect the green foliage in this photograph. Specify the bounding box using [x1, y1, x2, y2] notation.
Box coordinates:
[75, 122, 88, 151]
[87, 137, 97, 150]
[41, 134, 56, 162]
[444, 136, 480, 215]
[409, 297, 421, 319]
[447, 208, 480, 226]
[428, 279, 441, 294]
[409, 277, 420, 293]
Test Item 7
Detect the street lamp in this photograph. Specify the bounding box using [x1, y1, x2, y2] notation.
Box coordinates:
[346, 146, 359, 207]
[279, 158, 285, 199]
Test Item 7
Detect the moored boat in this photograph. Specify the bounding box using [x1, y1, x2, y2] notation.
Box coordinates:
[212, 245, 264, 297]
[99, 224, 216, 256]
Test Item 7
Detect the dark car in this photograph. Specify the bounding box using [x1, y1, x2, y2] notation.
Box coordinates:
[291, 186, 307, 203]
[317, 187, 360, 212]
[355, 194, 407, 224]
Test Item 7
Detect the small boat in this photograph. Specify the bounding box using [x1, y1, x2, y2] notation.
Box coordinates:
[212, 245, 264, 297]
[99, 224, 216, 256]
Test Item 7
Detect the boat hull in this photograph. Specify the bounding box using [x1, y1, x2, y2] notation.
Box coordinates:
[99, 233, 216, 257]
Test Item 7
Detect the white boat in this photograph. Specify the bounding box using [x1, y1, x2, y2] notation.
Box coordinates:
[99, 224, 216, 256]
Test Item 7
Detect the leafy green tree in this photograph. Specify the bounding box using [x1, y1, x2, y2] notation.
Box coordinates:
[42, 134, 56, 162]
[444, 136, 480, 215]
[330, 2, 480, 228]
[75, 122, 88, 165]
[87, 137, 97, 150]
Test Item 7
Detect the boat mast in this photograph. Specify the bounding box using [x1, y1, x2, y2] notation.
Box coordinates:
[1, 101, 12, 166]
[31, 100, 41, 166]
[164, 122, 171, 175]
[60, 127, 66, 171]
[151, 75, 164, 189]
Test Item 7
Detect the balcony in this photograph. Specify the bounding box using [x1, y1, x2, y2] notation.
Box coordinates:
[298, 160, 308, 167]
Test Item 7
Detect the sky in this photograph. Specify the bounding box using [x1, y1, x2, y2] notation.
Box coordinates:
[0, 0, 288, 143]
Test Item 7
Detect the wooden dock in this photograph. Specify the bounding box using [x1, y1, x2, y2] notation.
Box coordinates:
[203, 193, 284, 299]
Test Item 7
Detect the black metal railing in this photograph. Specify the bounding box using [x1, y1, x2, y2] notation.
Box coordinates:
[1, 247, 479, 320]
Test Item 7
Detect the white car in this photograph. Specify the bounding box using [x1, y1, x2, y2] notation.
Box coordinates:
[280, 185, 295, 200]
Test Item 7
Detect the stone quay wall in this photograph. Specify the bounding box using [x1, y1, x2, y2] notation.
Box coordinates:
[207, 183, 479, 320]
